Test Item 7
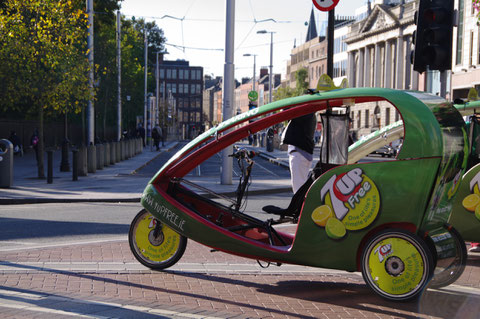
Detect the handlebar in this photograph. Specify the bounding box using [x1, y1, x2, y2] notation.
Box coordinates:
[229, 148, 256, 160]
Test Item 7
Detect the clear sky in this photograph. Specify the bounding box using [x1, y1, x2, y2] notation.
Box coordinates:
[119, 0, 362, 81]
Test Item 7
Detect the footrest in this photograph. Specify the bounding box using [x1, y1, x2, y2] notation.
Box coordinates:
[262, 205, 295, 217]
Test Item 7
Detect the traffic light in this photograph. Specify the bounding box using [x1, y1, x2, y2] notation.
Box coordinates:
[413, 0, 454, 73]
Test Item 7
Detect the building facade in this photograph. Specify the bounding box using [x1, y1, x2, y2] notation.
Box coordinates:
[452, 0, 480, 99]
[158, 58, 203, 139]
[345, 0, 422, 136]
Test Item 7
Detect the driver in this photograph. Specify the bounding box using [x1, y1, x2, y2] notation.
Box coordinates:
[281, 113, 317, 193]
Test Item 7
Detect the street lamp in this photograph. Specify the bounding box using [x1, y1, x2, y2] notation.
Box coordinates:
[257, 30, 275, 104]
[243, 53, 257, 93]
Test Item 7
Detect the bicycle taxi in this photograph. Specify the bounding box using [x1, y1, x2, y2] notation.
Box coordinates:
[129, 87, 467, 301]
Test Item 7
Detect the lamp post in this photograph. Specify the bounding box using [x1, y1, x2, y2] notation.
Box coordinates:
[243, 53, 257, 93]
[257, 30, 275, 104]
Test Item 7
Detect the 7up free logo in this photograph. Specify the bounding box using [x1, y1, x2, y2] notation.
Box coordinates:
[319, 168, 380, 231]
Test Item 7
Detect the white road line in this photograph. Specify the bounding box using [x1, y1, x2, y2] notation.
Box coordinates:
[0, 288, 223, 319]
[0, 237, 126, 252]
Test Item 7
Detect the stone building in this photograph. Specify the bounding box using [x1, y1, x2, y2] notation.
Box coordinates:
[345, 0, 422, 137]
[451, 0, 480, 99]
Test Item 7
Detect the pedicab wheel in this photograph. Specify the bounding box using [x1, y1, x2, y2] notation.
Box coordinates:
[361, 229, 434, 301]
[428, 227, 467, 289]
[129, 209, 187, 270]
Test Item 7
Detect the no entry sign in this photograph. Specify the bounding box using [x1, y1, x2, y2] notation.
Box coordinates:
[313, 0, 340, 12]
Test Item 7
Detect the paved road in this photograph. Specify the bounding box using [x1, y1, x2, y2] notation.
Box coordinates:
[2, 200, 480, 318]
[136, 142, 291, 180]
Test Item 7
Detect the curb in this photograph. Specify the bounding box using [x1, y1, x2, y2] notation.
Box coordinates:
[0, 187, 292, 205]
[131, 141, 179, 175]
[256, 151, 289, 169]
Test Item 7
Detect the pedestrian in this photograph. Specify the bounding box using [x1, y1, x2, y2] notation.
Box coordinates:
[152, 124, 162, 151]
[8, 130, 23, 156]
[137, 123, 146, 147]
[281, 113, 317, 194]
[30, 129, 39, 161]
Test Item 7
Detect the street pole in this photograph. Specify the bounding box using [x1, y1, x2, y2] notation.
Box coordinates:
[116, 10, 122, 142]
[253, 55, 256, 93]
[440, 71, 447, 98]
[257, 30, 275, 103]
[269, 32, 273, 104]
[156, 52, 159, 131]
[144, 28, 148, 144]
[221, 0, 235, 185]
[327, 9, 334, 78]
[87, 0, 94, 145]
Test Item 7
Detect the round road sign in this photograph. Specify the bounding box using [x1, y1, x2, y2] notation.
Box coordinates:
[313, 0, 340, 12]
[248, 91, 258, 102]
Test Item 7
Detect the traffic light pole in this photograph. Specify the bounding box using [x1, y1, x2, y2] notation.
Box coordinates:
[221, 0, 235, 185]
[440, 71, 447, 99]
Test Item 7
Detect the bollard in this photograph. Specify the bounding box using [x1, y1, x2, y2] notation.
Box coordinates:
[124, 140, 130, 159]
[104, 142, 110, 167]
[116, 141, 121, 162]
[121, 140, 127, 160]
[110, 141, 116, 164]
[72, 149, 78, 181]
[87, 143, 96, 173]
[47, 150, 53, 184]
[0, 139, 13, 188]
[77, 146, 88, 176]
[96, 144, 104, 170]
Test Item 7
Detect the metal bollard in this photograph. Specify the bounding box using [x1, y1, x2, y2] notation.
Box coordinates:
[110, 141, 116, 164]
[72, 149, 78, 181]
[47, 150, 53, 184]
[104, 142, 110, 167]
[87, 143, 96, 173]
[96, 144, 104, 170]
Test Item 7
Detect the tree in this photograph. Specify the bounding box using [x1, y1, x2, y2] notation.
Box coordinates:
[273, 68, 309, 102]
[295, 68, 309, 96]
[0, 0, 90, 178]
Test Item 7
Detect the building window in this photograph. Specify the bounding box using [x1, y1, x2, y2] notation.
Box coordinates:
[365, 109, 369, 128]
[179, 69, 184, 80]
[196, 84, 201, 94]
[395, 110, 400, 122]
[385, 108, 390, 126]
[172, 69, 177, 79]
[185, 70, 190, 80]
[179, 83, 184, 94]
[191, 84, 195, 94]
[470, 31, 474, 66]
[456, 0, 464, 65]
[166, 69, 172, 79]
[357, 110, 361, 129]
[171, 83, 177, 94]
[160, 69, 164, 79]
[197, 70, 202, 80]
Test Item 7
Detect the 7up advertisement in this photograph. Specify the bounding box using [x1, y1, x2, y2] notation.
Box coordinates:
[311, 168, 380, 240]
[451, 163, 480, 242]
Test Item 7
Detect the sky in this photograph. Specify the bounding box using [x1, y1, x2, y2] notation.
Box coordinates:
[120, 0, 362, 81]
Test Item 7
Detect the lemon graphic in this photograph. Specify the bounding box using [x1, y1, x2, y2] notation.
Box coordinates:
[462, 193, 480, 212]
[325, 218, 346, 240]
[312, 205, 333, 227]
[475, 205, 480, 221]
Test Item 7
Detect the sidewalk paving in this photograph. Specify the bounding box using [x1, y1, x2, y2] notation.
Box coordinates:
[0, 140, 293, 204]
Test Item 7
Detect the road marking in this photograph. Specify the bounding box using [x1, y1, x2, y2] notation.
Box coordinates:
[0, 288, 223, 319]
[0, 237, 126, 252]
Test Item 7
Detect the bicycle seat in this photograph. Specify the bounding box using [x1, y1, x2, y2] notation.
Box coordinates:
[262, 162, 338, 218]
[262, 176, 313, 218]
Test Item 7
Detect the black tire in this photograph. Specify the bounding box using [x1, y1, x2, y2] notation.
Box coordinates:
[428, 227, 467, 289]
[361, 229, 434, 301]
[129, 209, 187, 269]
